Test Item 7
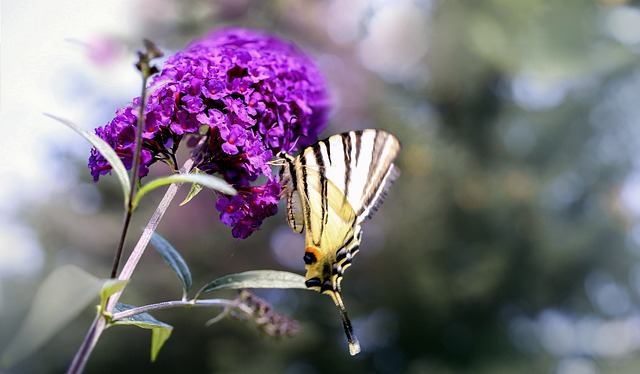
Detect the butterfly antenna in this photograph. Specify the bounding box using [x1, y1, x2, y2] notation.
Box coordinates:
[287, 116, 301, 153]
[328, 290, 361, 356]
[279, 113, 300, 155]
[288, 134, 300, 154]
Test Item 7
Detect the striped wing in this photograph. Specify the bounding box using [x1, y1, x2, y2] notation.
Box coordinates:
[298, 129, 401, 223]
[280, 153, 360, 290]
[279, 129, 401, 356]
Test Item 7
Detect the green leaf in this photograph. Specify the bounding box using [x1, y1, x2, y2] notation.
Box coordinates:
[99, 279, 128, 315]
[1, 266, 104, 367]
[132, 173, 236, 211]
[46, 114, 131, 207]
[179, 168, 205, 206]
[150, 232, 192, 298]
[112, 303, 173, 362]
[195, 270, 307, 299]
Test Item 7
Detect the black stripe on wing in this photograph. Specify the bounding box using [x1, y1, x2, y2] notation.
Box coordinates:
[341, 133, 352, 206]
[357, 131, 401, 222]
[298, 153, 317, 245]
[311, 143, 329, 226]
[354, 131, 362, 167]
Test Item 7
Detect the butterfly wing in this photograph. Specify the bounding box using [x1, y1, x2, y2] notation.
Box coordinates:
[279, 155, 305, 233]
[284, 189, 305, 234]
[300, 129, 401, 223]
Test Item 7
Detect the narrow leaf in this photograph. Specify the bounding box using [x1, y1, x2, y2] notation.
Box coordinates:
[150, 232, 192, 297]
[132, 173, 236, 211]
[180, 169, 205, 206]
[150, 327, 173, 362]
[99, 279, 128, 314]
[1, 266, 103, 367]
[46, 114, 131, 207]
[195, 270, 307, 299]
[112, 303, 173, 362]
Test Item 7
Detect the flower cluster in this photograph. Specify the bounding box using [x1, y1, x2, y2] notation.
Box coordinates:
[89, 27, 329, 238]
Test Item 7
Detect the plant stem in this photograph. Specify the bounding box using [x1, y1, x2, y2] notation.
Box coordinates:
[109, 47, 155, 279]
[110, 212, 133, 278]
[66, 315, 106, 374]
[68, 177, 181, 373]
[67, 138, 205, 374]
[67, 182, 179, 374]
[111, 299, 248, 321]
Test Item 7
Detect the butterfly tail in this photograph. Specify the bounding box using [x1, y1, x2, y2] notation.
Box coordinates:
[328, 290, 361, 356]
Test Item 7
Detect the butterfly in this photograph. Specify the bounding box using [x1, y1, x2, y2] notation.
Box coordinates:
[278, 129, 401, 355]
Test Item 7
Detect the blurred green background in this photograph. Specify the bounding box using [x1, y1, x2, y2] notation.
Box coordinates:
[3, 0, 640, 373]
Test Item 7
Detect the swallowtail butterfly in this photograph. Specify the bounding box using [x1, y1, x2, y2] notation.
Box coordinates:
[279, 129, 401, 355]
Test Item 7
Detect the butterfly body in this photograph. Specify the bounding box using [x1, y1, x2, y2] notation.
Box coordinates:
[279, 129, 401, 355]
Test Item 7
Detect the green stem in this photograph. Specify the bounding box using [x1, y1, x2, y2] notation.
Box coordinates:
[110, 212, 133, 279]
[66, 315, 106, 374]
[111, 299, 251, 321]
[109, 52, 154, 279]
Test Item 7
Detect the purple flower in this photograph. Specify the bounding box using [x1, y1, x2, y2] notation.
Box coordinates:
[216, 195, 248, 226]
[215, 178, 282, 239]
[219, 121, 248, 155]
[88, 27, 329, 238]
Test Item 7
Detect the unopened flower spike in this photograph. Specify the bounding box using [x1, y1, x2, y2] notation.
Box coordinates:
[233, 290, 299, 339]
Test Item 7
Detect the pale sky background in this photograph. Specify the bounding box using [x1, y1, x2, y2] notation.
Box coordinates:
[1, 0, 140, 278]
